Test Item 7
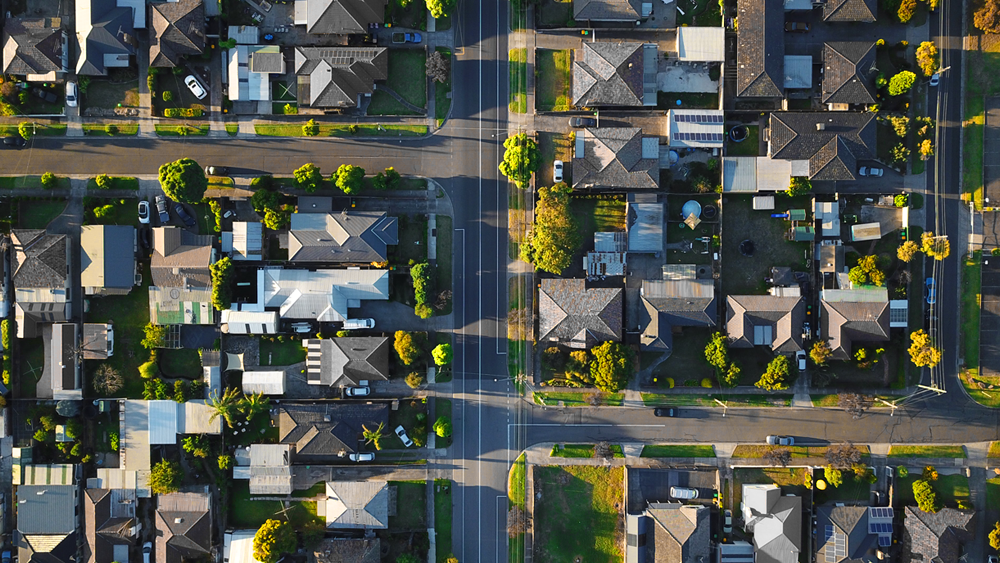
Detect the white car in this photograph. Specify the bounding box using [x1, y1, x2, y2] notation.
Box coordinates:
[349, 452, 375, 462]
[670, 487, 699, 499]
[395, 425, 414, 448]
[796, 350, 806, 371]
[65, 81, 78, 108]
[137, 200, 150, 224]
[553, 160, 564, 183]
[342, 318, 375, 330]
[766, 435, 795, 446]
[723, 510, 733, 534]
[185, 75, 207, 100]
[859, 166, 884, 177]
[142, 542, 152, 563]
[345, 386, 371, 397]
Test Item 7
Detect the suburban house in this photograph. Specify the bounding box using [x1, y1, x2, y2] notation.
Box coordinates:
[149, 0, 206, 67]
[47, 323, 84, 400]
[323, 481, 389, 529]
[294, 46, 388, 109]
[222, 222, 264, 261]
[14, 483, 79, 563]
[259, 268, 389, 322]
[289, 211, 398, 263]
[81, 225, 137, 295]
[151, 227, 214, 288]
[220, 309, 279, 334]
[726, 295, 805, 352]
[233, 443, 293, 495]
[667, 110, 726, 149]
[277, 403, 389, 460]
[901, 507, 974, 563]
[312, 538, 381, 563]
[538, 279, 623, 348]
[155, 489, 213, 563]
[626, 504, 710, 563]
[228, 44, 286, 102]
[822, 0, 877, 22]
[223, 530, 260, 563]
[734, 0, 783, 98]
[76, 0, 143, 75]
[639, 267, 717, 352]
[304, 336, 391, 387]
[572, 41, 657, 107]
[2, 18, 69, 81]
[820, 288, 897, 360]
[572, 127, 659, 190]
[767, 112, 877, 181]
[741, 484, 802, 563]
[293, 0, 388, 34]
[626, 194, 664, 253]
[816, 506, 894, 563]
[573, 0, 646, 24]
[821, 42, 878, 108]
[12, 229, 70, 338]
[82, 487, 141, 563]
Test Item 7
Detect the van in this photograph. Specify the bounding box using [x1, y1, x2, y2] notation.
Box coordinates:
[342, 318, 375, 330]
[670, 487, 699, 500]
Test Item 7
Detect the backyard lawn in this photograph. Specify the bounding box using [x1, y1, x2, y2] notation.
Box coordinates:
[388, 480, 427, 529]
[812, 468, 872, 504]
[368, 50, 428, 115]
[534, 466, 623, 563]
[229, 481, 322, 528]
[159, 348, 203, 379]
[725, 125, 760, 156]
[85, 263, 152, 399]
[676, 0, 722, 26]
[641, 445, 716, 457]
[17, 337, 45, 398]
[258, 338, 306, 366]
[18, 199, 67, 229]
[536, 49, 572, 112]
[732, 467, 808, 510]
[722, 195, 811, 295]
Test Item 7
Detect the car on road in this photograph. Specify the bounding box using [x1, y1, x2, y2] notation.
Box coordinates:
[342, 318, 375, 330]
[670, 487, 699, 500]
[345, 385, 371, 397]
[553, 160, 564, 183]
[987, 556, 998, 563]
[142, 542, 152, 563]
[185, 75, 207, 99]
[796, 350, 806, 371]
[929, 73, 940, 87]
[206, 166, 229, 176]
[925, 277, 936, 305]
[4, 136, 25, 148]
[138, 200, 150, 224]
[174, 204, 196, 227]
[349, 452, 375, 462]
[154, 195, 170, 223]
[859, 166, 884, 177]
[65, 81, 78, 107]
[3, 550, 11, 563]
[653, 407, 677, 417]
[395, 425, 414, 447]
[723, 510, 733, 534]
[784, 21, 809, 32]
[391, 32, 422, 43]
[766, 435, 794, 446]
[569, 117, 597, 128]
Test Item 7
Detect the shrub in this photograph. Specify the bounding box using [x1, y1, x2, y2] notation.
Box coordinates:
[756, 356, 790, 391]
[149, 460, 182, 494]
[1, 319, 9, 351]
[415, 303, 434, 318]
[283, 103, 297, 115]
[897, 466, 909, 477]
[41, 172, 57, 188]
[894, 194, 909, 207]
[886, 115, 910, 137]
[109, 431, 119, 452]
[432, 343, 453, 366]
[916, 42, 939, 76]
[888, 71, 917, 96]
[897, 0, 917, 22]
[303, 119, 319, 136]
[210, 257, 234, 311]
[824, 466, 843, 488]
[218, 454, 234, 470]
[891, 144, 911, 164]
[919, 139, 934, 160]
[139, 359, 159, 379]
[95, 174, 113, 189]
[294, 163, 323, 193]
[394, 331, 426, 366]
[253, 520, 297, 563]
[147, 75, 156, 91]
[433, 415, 452, 437]
[163, 90, 174, 102]
[912, 479, 939, 513]
[589, 341, 633, 392]
[405, 371, 425, 388]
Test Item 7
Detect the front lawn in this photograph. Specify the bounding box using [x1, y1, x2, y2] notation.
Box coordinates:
[538, 131, 573, 187]
[159, 348, 202, 379]
[84, 197, 139, 226]
[229, 481, 322, 528]
[550, 444, 596, 458]
[645, 328, 713, 386]
[887, 445, 967, 458]
[367, 50, 428, 115]
[385, 399, 428, 450]
[83, 75, 140, 110]
[18, 199, 67, 229]
[533, 391, 624, 406]
[894, 473, 969, 508]
[641, 445, 716, 457]
[85, 264, 152, 399]
[536, 49, 572, 112]
[388, 480, 427, 529]
[258, 337, 306, 366]
[435, 479, 453, 563]
[534, 466, 623, 563]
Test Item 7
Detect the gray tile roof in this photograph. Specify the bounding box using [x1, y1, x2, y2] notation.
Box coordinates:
[751, 496, 802, 563]
[2, 18, 65, 76]
[815, 505, 876, 563]
[278, 403, 388, 460]
[735, 0, 784, 97]
[572, 127, 659, 190]
[300, 0, 387, 34]
[151, 227, 213, 288]
[149, 0, 206, 67]
[572, 42, 645, 107]
[903, 507, 974, 563]
[645, 504, 710, 563]
[305, 337, 390, 386]
[289, 211, 398, 263]
[822, 42, 878, 105]
[324, 481, 388, 529]
[539, 279, 623, 348]
[12, 230, 68, 289]
[821, 297, 890, 360]
[822, 0, 877, 22]
[294, 46, 387, 108]
[81, 225, 136, 292]
[313, 538, 381, 563]
[155, 491, 212, 563]
[83, 488, 138, 563]
[574, 0, 642, 21]
[50, 323, 79, 396]
[768, 112, 877, 181]
[76, 0, 136, 75]
[262, 268, 389, 322]
[639, 279, 716, 351]
[726, 295, 805, 352]
[17, 485, 77, 535]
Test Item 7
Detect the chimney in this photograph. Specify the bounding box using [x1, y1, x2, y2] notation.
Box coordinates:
[816, 123, 826, 131]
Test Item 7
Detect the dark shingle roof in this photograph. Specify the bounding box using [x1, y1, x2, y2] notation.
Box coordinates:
[726, 295, 805, 352]
[572, 42, 645, 107]
[294, 47, 388, 108]
[821, 298, 890, 360]
[822, 0, 876, 22]
[289, 211, 398, 263]
[12, 230, 67, 289]
[735, 0, 784, 97]
[149, 0, 206, 67]
[155, 491, 212, 563]
[815, 505, 876, 563]
[83, 489, 138, 563]
[539, 279, 623, 348]
[572, 127, 659, 190]
[639, 279, 716, 351]
[305, 337, 391, 386]
[76, 0, 136, 76]
[646, 504, 710, 563]
[903, 507, 974, 563]
[768, 112, 877, 181]
[301, 0, 387, 34]
[574, 0, 642, 21]
[278, 403, 388, 459]
[822, 42, 878, 105]
[151, 227, 213, 288]
[2, 18, 65, 76]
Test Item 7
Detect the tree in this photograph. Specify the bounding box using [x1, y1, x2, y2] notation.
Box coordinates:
[240, 392, 270, 421]
[520, 184, 581, 274]
[426, 0, 454, 18]
[411, 261, 434, 305]
[139, 357, 159, 379]
[65, 418, 83, 439]
[405, 371, 425, 388]
[415, 303, 434, 319]
[764, 448, 792, 467]
[975, 0, 1000, 33]
[433, 415, 453, 438]
[810, 340, 833, 366]
[892, 143, 911, 164]
[432, 343, 453, 366]
[173, 379, 189, 403]
[218, 454, 234, 470]
[18, 122, 32, 140]
[922, 465, 939, 481]
[897, 466, 909, 478]
[507, 505, 528, 537]
[253, 519, 297, 563]
[756, 356, 790, 391]
[912, 479, 939, 513]
[334, 164, 366, 194]
[208, 387, 242, 428]
[294, 163, 323, 193]
[589, 341, 633, 393]
[848, 255, 885, 287]
[394, 331, 425, 366]
[852, 463, 876, 483]
[921, 231, 950, 260]
[251, 186, 280, 213]
[825, 443, 863, 469]
[786, 176, 811, 196]
[704, 332, 729, 371]
[210, 257, 234, 311]
[721, 362, 742, 388]
[888, 71, 917, 96]
[886, 115, 910, 137]
[916, 42, 940, 76]
[303, 119, 319, 136]
[158, 158, 208, 203]
[149, 460, 182, 494]
[363, 422, 386, 450]
[989, 522, 1000, 550]
[93, 364, 123, 395]
[263, 208, 289, 230]
[839, 394, 874, 416]
[897, 240, 920, 262]
[908, 329, 942, 367]
[919, 139, 935, 160]
[41, 172, 57, 188]
[897, 0, 917, 21]
[182, 435, 209, 458]
[426, 49, 450, 83]
[142, 323, 168, 349]
[824, 466, 844, 488]
[498, 133, 540, 189]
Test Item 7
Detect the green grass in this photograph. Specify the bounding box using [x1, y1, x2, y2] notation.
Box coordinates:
[434, 398, 452, 447]
[0, 175, 70, 190]
[887, 445, 967, 458]
[509, 453, 526, 507]
[813, 468, 873, 504]
[18, 199, 67, 229]
[391, 214, 428, 267]
[726, 125, 759, 156]
[258, 338, 306, 366]
[254, 123, 428, 137]
[536, 49, 572, 112]
[17, 337, 45, 398]
[810, 395, 895, 408]
[291, 483, 325, 498]
[86, 176, 139, 191]
[533, 392, 625, 406]
[509, 48, 527, 114]
[675, 0, 722, 26]
[385, 399, 427, 450]
[990, 441, 1000, 458]
[82, 123, 139, 136]
[960, 253, 993, 404]
[0, 123, 68, 137]
[226, 123, 239, 136]
[388, 480, 427, 529]
[987, 477, 1000, 510]
[434, 48, 453, 123]
[732, 467, 808, 510]
[570, 197, 626, 251]
[961, 23, 1000, 207]
[733, 444, 870, 459]
[367, 50, 427, 115]
[895, 473, 969, 508]
[229, 481, 323, 528]
[641, 445, 716, 457]
[535, 466, 623, 563]
[436, 215, 453, 314]
[159, 348, 202, 378]
[435, 479, 453, 563]
[154, 124, 209, 136]
[85, 198, 139, 226]
[537, 0, 574, 26]
[641, 393, 793, 407]
[550, 444, 595, 458]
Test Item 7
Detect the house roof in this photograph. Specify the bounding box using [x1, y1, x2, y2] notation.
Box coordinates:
[246, 444, 292, 495]
[639, 279, 716, 351]
[735, 0, 784, 97]
[83, 488, 138, 563]
[313, 538, 381, 563]
[822, 0, 877, 21]
[261, 268, 389, 322]
[151, 227, 213, 288]
[81, 225, 136, 290]
[155, 491, 212, 563]
[17, 485, 77, 535]
[149, 0, 205, 67]
[903, 507, 974, 563]
[822, 42, 878, 105]
[294, 47, 388, 108]
[15, 532, 77, 563]
[768, 112, 877, 181]
[627, 200, 664, 252]
[277, 403, 388, 459]
[49, 323, 80, 398]
[3, 18, 64, 76]
[300, 0, 387, 34]
[242, 370, 286, 395]
[815, 505, 877, 563]
[324, 481, 389, 529]
[820, 288, 890, 360]
[304, 337, 391, 386]
[12, 230, 68, 289]
[572, 127, 659, 190]
[742, 485, 802, 563]
[232, 222, 263, 260]
[726, 295, 805, 352]
[538, 279, 623, 348]
[573, 0, 641, 21]
[572, 42, 647, 107]
[676, 27, 725, 62]
[289, 211, 398, 263]
[645, 504, 710, 563]
[75, 0, 137, 75]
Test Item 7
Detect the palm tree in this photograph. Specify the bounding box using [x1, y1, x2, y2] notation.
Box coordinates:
[241, 392, 270, 421]
[208, 387, 242, 428]
[362, 422, 386, 451]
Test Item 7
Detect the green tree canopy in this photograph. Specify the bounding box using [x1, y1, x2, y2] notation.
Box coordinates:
[433, 415, 453, 437]
[519, 185, 580, 274]
[432, 343, 453, 366]
[264, 208, 289, 230]
[785, 176, 811, 196]
[589, 341, 633, 393]
[888, 71, 917, 96]
[158, 158, 208, 203]
[363, 422, 386, 450]
[149, 460, 182, 494]
[251, 184, 280, 213]
[394, 331, 426, 366]
[208, 387, 243, 428]
[810, 340, 833, 365]
[209, 257, 234, 311]
[912, 479, 939, 513]
[498, 133, 540, 189]
[704, 332, 729, 371]
[294, 163, 323, 193]
[335, 164, 366, 194]
[426, 0, 454, 18]
[253, 519, 297, 563]
[756, 355, 791, 391]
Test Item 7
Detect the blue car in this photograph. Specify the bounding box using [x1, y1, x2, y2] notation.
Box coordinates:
[925, 277, 936, 305]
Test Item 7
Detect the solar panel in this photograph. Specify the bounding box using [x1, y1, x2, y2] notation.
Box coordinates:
[824, 525, 835, 541]
[878, 536, 892, 547]
[868, 522, 892, 534]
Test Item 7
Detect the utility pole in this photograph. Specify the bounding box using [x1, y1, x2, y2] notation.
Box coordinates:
[714, 398, 728, 417]
[873, 397, 900, 416]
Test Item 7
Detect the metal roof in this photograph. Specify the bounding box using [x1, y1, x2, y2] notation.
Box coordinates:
[122, 400, 151, 472]
[677, 27, 725, 62]
[148, 400, 178, 444]
[783, 55, 813, 89]
[17, 485, 77, 534]
[324, 481, 389, 529]
[260, 268, 389, 322]
[81, 225, 136, 291]
[242, 370, 286, 395]
[232, 222, 263, 260]
[227, 25, 259, 44]
[221, 309, 278, 334]
[850, 222, 882, 241]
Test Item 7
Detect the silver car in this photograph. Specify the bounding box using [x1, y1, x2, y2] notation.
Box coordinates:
[670, 487, 699, 499]
[394, 425, 414, 448]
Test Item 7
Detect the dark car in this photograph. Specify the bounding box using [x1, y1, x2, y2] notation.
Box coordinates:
[569, 117, 598, 128]
[653, 407, 677, 417]
[784, 21, 809, 32]
[31, 87, 57, 103]
[139, 227, 151, 251]
[154, 195, 170, 223]
[3, 136, 26, 148]
[206, 165, 229, 176]
[174, 204, 196, 227]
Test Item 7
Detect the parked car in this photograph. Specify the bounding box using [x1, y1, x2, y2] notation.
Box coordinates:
[223, 210, 235, 219]
[391, 32, 422, 43]
[349, 452, 375, 462]
[653, 407, 677, 417]
[670, 487, 699, 500]
[796, 350, 806, 371]
[65, 81, 78, 107]
[859, 166, 884, 177]
[139, 227, 151, 251]
[174, 204, 196, 227]
[766, 435, 794, 446]
[784, 21, 809, 31]
[345, 386, 371, 397]
[929, 73, 940, 87]
[290, 322, 312, 333]
[3, 136, 25, 148]
[987, 556, 997, 563]
[142, 542, 152, 563]
[395, 425, 414, 448]
[154, 195, 170, 223]
[925, 277, 936, 305]
[206, 165, 229, 176]
[3, 551, 11, 563]
[569, 116, 597, 128]
[723, 510, 733, 534]
[138, 200, 150, 224]
[553, 160, 564, 183]
[342, 318, 375, 330]
[185, 75, 207, 99]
